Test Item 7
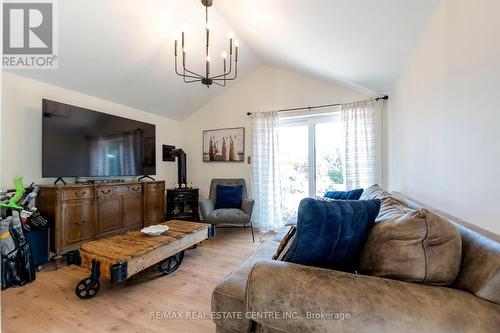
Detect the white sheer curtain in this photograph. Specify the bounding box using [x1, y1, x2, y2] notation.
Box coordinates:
[342, 101, 380, 189]
[251, 111, 284, 230]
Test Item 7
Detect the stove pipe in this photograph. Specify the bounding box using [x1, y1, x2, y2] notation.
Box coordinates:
[172, 148, 187, 185]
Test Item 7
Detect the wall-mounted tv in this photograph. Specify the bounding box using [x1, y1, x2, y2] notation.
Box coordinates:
[42, 99, 156, 177]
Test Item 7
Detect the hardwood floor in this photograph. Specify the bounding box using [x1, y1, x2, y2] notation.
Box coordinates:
[1, 228, 262, 333]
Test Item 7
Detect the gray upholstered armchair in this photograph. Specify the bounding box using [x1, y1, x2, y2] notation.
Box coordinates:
[199, 179, 255, 241]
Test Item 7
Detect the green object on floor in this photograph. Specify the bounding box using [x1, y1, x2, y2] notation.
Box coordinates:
[0, 177, 25, 210]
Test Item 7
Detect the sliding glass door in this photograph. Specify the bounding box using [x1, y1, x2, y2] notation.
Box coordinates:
[278, 124, 309, 222]
[279, 112, 345, 219]
[315, 121, 345, 195]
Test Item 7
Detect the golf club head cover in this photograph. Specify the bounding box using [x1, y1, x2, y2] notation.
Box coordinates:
[29, 212, 48, 229]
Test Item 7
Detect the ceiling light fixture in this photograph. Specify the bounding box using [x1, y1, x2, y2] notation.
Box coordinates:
[174, 0, 238, 88]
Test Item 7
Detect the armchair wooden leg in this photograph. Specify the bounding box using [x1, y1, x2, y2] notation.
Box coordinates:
[250, 221, 255, 242]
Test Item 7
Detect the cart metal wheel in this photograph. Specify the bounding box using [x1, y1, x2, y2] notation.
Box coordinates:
[75, 259, 101, 299]
[75, 278, 101, 299]
[156, 251, 184, 275]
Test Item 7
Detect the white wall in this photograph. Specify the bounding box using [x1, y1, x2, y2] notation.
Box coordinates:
[0, 72, 183, 188]
[387, 0, 500, 233]
[182, 65, 371, 199]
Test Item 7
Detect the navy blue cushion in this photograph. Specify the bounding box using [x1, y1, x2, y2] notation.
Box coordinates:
[283, 198, 381, 272]
[215, 184, 243, 209]
[324, 188, 364, 200]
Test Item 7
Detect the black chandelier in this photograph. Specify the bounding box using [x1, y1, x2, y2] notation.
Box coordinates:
[174, 0, 239, 87]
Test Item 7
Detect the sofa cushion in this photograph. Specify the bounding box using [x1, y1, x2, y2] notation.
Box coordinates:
[205, 209, 249, 224]
[324, 188, 364, 200]
[377, 197, 417, 222]
[389, 191, 500, 304]
[359, 208, 462, 286]
[358, 184, 417, 222]
[359, 184, 390, 201]
[215, 184, 243, 209]
[212, 241, 279, 333]
[283, 198, 381, 272]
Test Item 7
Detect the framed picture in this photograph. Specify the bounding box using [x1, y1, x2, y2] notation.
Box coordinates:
[203, 127, 245, 162]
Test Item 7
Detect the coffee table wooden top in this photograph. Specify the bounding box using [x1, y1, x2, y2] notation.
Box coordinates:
[79, 220, 209, 279]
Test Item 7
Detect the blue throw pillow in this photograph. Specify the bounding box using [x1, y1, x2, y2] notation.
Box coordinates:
[324, 188, 364, 200]
[283, 198, 381, 272]
[215, 184, 243, 209]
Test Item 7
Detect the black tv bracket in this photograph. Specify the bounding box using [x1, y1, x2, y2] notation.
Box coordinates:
[54, 177, 67, 185]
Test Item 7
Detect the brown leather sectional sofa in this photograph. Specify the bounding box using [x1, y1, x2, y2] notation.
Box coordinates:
[211, 189, 500, 333]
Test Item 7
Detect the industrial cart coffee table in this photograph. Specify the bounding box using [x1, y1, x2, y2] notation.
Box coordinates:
[74, 220, 210, 299]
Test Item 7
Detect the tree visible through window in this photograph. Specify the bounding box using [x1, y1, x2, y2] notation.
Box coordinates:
[279, 115, 345, 222]
[315, 120, 345, 195]
[325, 148, 344, 185]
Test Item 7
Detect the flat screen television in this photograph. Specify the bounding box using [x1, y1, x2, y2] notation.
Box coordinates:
[42, 99, 156, 177]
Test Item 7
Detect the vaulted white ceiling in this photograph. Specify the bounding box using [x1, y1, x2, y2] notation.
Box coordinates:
[7, 0, 439, 119]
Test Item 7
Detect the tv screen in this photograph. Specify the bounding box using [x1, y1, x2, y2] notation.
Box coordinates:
[42, 99, 156, 177]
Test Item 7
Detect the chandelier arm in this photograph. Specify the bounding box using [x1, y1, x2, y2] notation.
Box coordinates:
[176, 53, 203, 79]
[212, 80, 225, 87]
[182, 65, 204, 79]
[175, 59, 202, 79]
[210, 71, 231, 80]
[212, 63, 237, 81]
[229, 60, 238, 80]
[183, 78, 203, 83]
[178, 73, 204, 80]
[183, 68, 203, 83]
[212, 77, 235, 82]
[210, 54, 233, 80]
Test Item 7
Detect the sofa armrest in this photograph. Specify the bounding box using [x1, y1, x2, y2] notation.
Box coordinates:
[241, 199, 254, 217]
[199, 199, 215, 220]
[246, 260, 500, 333]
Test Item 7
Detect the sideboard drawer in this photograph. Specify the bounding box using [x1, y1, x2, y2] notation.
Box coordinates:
[146, 182, 165, 192]
[62, 188, 94, 201]
[97, 186, 114, 197]
[113, 186, 131, 194]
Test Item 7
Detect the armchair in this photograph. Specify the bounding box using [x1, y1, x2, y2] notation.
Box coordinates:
[200, 179, 255, 241]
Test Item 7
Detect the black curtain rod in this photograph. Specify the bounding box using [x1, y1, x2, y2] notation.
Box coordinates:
[246, 95, 388, 116]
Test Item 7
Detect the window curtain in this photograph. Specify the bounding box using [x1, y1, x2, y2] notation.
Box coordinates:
[342, 101, 379, 189]
[251, 111, 283, 230]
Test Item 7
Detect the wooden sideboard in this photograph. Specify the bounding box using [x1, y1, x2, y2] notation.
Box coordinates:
[38, 181, 165, 263]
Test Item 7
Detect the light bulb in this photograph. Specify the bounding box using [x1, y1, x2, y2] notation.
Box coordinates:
[228, 32, 234, 39]
[235, 40, 240, 47]
[206, 56, 211, 62]
[222, 52, 227, 59]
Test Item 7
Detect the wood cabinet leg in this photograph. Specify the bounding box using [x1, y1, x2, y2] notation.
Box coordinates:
[53, 255, 63, 270]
